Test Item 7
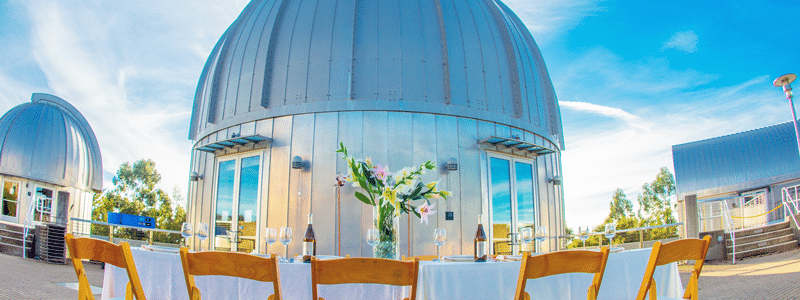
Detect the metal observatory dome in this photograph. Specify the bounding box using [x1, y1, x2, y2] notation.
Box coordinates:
[187, 0, 565, 258]
[0, 93, 101, 241]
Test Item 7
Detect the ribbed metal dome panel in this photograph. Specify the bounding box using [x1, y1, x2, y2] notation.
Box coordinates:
[0, 94, 103, 192]
[190, 0, 563, 148]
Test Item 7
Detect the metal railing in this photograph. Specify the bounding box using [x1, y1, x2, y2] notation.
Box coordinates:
[69, 217, 182, 246]
[781, 187, 800, 230]
[558, 222, 684, 250]
[722, 200, 737, 264]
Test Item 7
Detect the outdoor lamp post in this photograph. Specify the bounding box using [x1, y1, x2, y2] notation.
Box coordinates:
[774, 73, 800, 156]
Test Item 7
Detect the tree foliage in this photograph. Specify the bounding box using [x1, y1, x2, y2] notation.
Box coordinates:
[567, 167, 679, 249]
[92, 159, 186, 244]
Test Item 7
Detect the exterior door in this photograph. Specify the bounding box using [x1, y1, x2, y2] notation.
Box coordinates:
[33, 186, 54, 224]
[488, 155, 537, 255]
[213, 153, 261, 253]
[1, 181, 20, 223]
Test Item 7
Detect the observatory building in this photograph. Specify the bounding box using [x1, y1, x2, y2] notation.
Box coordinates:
[0, 93, 102, 256]
[186, 0, 565, 258]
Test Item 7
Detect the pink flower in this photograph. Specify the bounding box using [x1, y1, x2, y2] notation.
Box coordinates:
[372, 164, 390, 182]
[416, 202, 437, 225]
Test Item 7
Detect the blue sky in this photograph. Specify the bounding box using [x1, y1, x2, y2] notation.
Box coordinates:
[0, 0, 798, 228]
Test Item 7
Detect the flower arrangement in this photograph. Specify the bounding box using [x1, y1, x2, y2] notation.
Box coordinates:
[336, 142, 450, 258]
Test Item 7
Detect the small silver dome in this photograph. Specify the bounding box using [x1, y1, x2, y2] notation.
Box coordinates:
[0, 94, 102, 192]
[189, 0, 563, 149]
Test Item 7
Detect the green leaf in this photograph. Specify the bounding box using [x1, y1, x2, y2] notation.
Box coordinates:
[354, 192, 372, 206]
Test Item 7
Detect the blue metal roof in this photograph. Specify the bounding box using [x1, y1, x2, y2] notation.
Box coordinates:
[672, 121, 800, 198]
[189, 0, 564, 150]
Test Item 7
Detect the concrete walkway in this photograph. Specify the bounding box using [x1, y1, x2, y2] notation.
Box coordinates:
[680, 248, 800, 300]
[0, 252, 103, 300]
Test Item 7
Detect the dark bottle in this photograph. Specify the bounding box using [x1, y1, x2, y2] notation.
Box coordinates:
[302, 214, 316, 263]
[474, 214, 487, 262]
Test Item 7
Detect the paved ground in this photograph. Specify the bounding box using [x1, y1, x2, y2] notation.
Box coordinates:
[2, 248, 799, 299]
[0, 252, 103, 300]
[679, 248, 800, 300]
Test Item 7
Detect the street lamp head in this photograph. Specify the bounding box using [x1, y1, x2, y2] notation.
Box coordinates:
[773, 73, 796, 87]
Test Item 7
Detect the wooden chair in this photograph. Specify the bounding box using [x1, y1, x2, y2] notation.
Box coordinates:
[635, 236, 711, 300]
[514, 247, 610, 300]
[179, 248, 282, 300]
[311, 257, 419, 300]
[64, 233, 146, 300]
[401, 255, 438, 261]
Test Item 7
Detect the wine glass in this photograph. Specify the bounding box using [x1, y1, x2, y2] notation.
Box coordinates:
[535, 225, 547, 253]
[181, 222, 193, 246]
[279, 227, 293, 262]
[265, 228, 277, 256]
[433, 228, 446, 261]
[196, 223, 209, 251]
[578, 226, 590, 248]
[366, 228, 379, 247]
[604, 223, 616, 248]
[519, 227, 533, 254]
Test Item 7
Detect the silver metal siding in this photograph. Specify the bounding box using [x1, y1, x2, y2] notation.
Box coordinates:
[266, 116, 292, 256]
[250, 0, 282, 111]
[352, 0, 378, 101]
[287, 114, 314, 256]
[440, 0, 468, 107]
[377, 0, 401, 101]
[284, 0, 318, 106]
[328, 0, 356, 101]
[361, 111, 388, 256]
[412, 113, 438, 256]
[306, 0, 336, 103]
[435, 115, 460, 256]
[386, 111, 414, 257]
[453, 0, 488, 110]
[337, 111, 363, 257]
[310, 113, 338, 255]
[234, 0, 271, 116]
[399, 0, 425, 103]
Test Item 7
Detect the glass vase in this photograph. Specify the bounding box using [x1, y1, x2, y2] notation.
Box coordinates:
[373, 205, 400, 260]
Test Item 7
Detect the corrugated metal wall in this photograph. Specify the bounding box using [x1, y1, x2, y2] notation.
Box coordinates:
[187, 111, 563, 257]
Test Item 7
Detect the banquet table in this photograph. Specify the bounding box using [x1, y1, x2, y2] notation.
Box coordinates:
[102, 248, 682, 300]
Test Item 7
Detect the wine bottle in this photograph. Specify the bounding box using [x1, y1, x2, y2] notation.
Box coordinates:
[303, 214, 316, 263]
[474, 214, 487, 262]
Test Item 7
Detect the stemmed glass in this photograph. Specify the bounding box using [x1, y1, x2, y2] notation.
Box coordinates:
[519, 227, 533, 254]
[196, 223, 209, 251]
[604, 223, 616, 248]
[181, 223, 193, 247]
[578, 226, 590, 248]
[366, 228, 379, 255]
[433, 228, 446, 261]
[534, 225, 547, 253]
[265, 228, 277, 256]
[279, 227, 293, 262]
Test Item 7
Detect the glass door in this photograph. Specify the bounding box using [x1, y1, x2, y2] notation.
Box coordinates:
[488, 155, 537, 255]
[213, 153, 261, 253]
[1, 181, 20, 222]
[33, 187, 54, 224]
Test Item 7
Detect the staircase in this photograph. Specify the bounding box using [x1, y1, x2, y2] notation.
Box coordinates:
[0, 222, 35, 257]
[726, 221, 798, 261]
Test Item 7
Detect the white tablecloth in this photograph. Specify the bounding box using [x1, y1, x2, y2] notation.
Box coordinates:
[103, 248, 681, 300]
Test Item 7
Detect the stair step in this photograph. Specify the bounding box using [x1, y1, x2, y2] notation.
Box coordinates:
[726, 228, 794, 246]
[727, 234, 797, 252]
[730, 221, 791, 238]
[727, 240, 799, 260]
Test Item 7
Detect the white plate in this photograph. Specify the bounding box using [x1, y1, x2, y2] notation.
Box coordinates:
[442, 255, 474, 262]
[294, 255, 342, 260]
[141, 245, 180, 253]
[498, 255, 523, 261]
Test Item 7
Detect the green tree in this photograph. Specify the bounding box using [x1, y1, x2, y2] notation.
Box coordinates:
[92, 159, 186, 244]
[608, 188, 634, 221]
[637, 167, 678, 240]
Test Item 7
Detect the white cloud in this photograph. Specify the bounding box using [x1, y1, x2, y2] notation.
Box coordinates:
[16, 0, 248, 197]
[504, 0, 605, 43]
[662, 30, 699, 53]
[559, 101, 652, 130]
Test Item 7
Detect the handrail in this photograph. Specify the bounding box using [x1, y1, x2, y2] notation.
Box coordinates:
[557, 222, 685, 239]
[781, 188, 800, 230]
[69, 217, 182, 234]
[722, 200, 736, 264]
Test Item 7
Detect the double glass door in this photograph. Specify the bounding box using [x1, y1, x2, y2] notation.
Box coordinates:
[213, 153, 261, 253]
[1, 181, 20, 222]
[489, 155, 536, 255]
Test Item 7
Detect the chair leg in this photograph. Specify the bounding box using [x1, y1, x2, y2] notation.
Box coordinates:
[648, 278, 657, 300]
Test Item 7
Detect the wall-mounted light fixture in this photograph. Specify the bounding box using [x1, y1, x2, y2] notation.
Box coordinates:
[445, 158, 459, 171]
[549, 175, 562, 186]
[189, 171, 204, 181]
[291, 156, 304, 169]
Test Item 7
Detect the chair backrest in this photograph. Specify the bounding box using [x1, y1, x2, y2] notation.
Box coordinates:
[515, 247, 610, 300]
[179, 248, 282, 300]
[635, 236, 711, 300]
[311, 257, 419, 300]
[64, 233, 146, 300]
[402, 255, 438, 261]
